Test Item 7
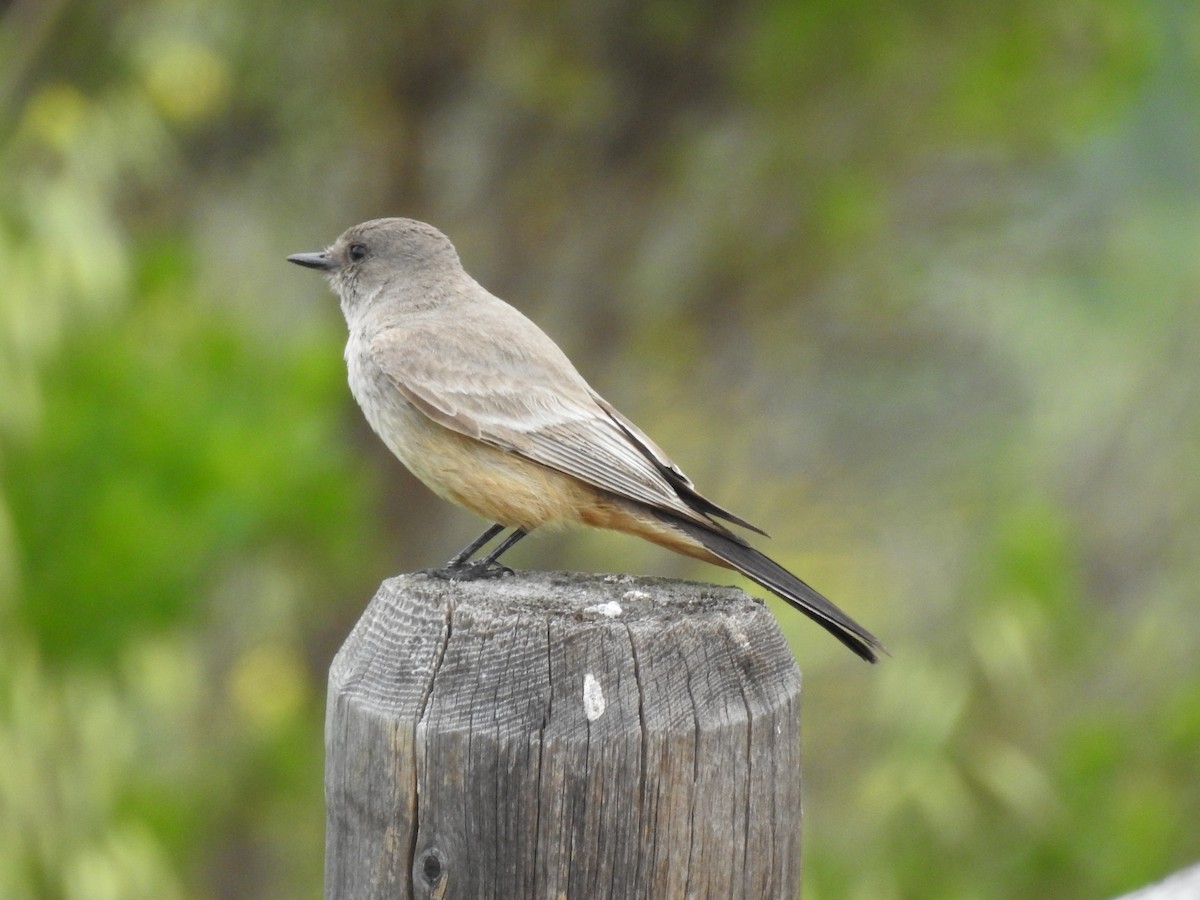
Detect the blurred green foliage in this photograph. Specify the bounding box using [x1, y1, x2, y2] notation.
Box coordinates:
[1, 0, 1197, 897]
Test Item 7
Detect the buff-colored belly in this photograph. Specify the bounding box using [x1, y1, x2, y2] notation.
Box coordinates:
[347, 356, 592, 530]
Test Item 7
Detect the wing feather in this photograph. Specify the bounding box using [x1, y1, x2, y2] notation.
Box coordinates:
[369, 318, 752, 529]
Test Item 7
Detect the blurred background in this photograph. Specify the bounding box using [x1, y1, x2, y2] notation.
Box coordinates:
[1, 0, 1197, 897]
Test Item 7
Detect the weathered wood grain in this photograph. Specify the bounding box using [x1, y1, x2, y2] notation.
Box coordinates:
[324, 571, 802, 899]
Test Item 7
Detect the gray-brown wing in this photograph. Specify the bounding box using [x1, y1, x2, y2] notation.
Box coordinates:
[587, 391, 767, 535]
[368, 325, 711, 522]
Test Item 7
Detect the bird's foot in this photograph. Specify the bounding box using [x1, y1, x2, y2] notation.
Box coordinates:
[419, 560, 515, 582]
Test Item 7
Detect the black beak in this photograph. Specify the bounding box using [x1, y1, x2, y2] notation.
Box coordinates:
[287, 251, 334, 270]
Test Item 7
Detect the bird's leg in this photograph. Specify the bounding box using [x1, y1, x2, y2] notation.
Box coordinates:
[473, 528, 527, 567]
[443, 523, 506, 568]
[448, 528, 529, 581]
[422, 524, 527, 581]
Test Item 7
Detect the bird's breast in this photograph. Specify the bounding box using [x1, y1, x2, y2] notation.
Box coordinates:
[342, 328, 596, 530]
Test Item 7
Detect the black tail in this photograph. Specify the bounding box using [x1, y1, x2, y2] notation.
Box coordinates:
[656, 510, 884, 663]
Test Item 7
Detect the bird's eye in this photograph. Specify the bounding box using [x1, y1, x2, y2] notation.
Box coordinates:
[348, 243, 368, 262]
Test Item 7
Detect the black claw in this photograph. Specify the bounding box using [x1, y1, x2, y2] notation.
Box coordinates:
[418, 525, 527, 582]
[419, 560, 515, 582]
[452, 560, 515, 581]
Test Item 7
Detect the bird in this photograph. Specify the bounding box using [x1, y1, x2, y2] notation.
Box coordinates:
[288, 218, 882, 662]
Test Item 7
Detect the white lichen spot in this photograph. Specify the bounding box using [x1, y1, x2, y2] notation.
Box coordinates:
[583, 600, 623, 617]
[621, 589, 652, 603]
[583, 673, 606, 721]
[727, 623, 751, 652]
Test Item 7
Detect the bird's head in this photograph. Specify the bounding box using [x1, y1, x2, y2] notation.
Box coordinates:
[288, 217, 463, 318]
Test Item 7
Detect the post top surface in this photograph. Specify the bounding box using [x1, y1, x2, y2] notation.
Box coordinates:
[379, 569, 763, 623]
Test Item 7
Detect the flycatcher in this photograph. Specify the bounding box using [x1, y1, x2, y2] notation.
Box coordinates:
[289, 218, 882, 662]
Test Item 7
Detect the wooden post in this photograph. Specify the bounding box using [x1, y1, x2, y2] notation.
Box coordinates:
[324, 571, 802, 899]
